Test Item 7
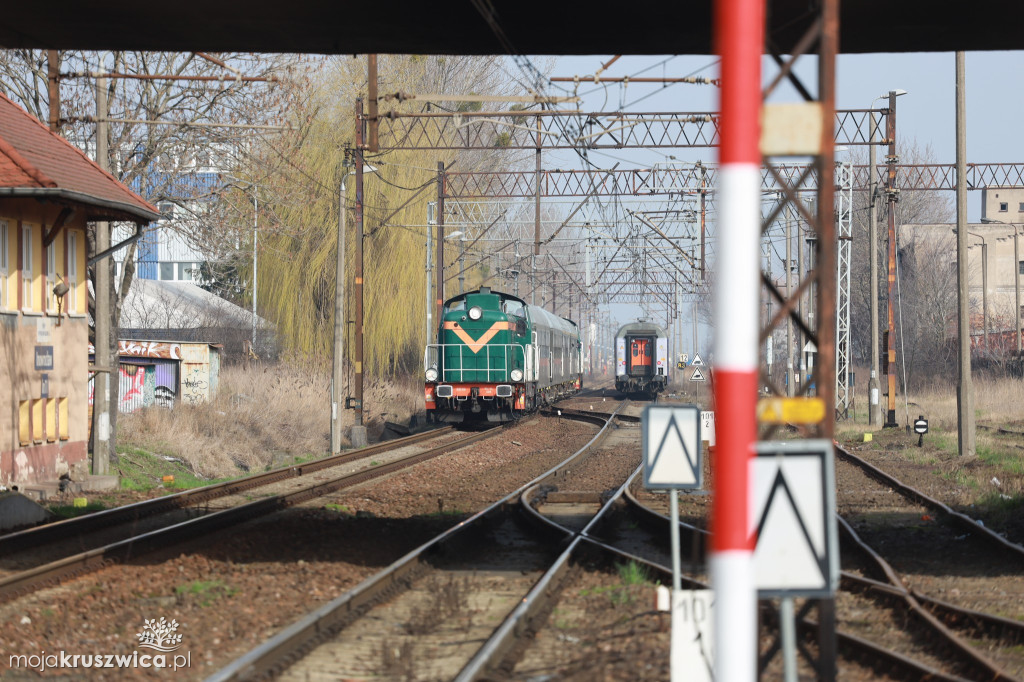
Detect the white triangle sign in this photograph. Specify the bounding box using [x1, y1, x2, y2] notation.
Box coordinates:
[690, 353, 705, 366]
[752, 441, 838, 597]
[753, 470, 825, 589]
[643, 406, 702, 489]
[690, 367, 706, 382]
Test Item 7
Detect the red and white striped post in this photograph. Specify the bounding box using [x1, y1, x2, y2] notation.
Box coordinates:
[712, 0, 763, 680]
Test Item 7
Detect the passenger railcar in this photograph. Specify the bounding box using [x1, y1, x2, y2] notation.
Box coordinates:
[614, 321, 669, 396]
[424, 288, 582, 423]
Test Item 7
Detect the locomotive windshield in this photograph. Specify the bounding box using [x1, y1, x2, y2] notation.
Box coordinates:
[502, 300, 525, 317]
[445, 300, 466, 313]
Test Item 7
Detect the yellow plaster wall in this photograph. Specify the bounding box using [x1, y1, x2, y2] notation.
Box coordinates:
[0, 199, 91, 484]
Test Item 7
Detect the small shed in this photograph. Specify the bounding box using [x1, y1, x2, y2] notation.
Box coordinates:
[89, 339, 222, 411]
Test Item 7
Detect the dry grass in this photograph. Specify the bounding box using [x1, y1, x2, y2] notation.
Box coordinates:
[840, 373, 1024, 433]
[119, 363, 329, 477]
[899, 375, 1024, 432]
[118, 363, 427, 479]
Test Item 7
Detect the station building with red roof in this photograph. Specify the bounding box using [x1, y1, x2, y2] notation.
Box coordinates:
[0, 92, 159, 487]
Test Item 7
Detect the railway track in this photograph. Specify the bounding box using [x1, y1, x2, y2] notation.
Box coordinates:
[0, 424, 506, 604]
[620, 443, 1024, 680]
[208, 404, 649, 681]
[0, 425, 456, 551]
[976, 422, 1024, 438]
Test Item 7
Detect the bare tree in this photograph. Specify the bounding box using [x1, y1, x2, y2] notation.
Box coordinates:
[849, 140, 954, 384]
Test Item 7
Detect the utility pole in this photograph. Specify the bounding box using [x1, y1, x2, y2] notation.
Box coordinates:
[884, 90, 899, 427]
[425, 202, 433, 343]
[331, 157, 350, 455]
[251, 198, 258, 350]
[533, 116, 541, 306]
[1016, 226, 1021, 357]
[797, 217, 805, 389]
[955, 51, 976, 458]
[436, 162, 445, 324]
[47, 50, 60, 133]
[458, 236, 466, 294]
[551, 272, 556, 313]
[93, 66, 111, 474]
[786, 206, 795, 397]
[980, 237, 989, 351]
[700, 164, 707, 280]
[868, 109, 881, 425]
[351, 99, 368, 448]
[366, 55, 379, 152]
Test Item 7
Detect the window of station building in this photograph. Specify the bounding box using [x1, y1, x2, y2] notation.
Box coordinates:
[160, 262, 175, 280]
[67, 231, 79, 313]
[45, 241, 57, 313]
[31, 398, 43, 443]
[1020, 260, 1024, 276]
[0, 219, 8, 309]
[22, 224, 33, 310]
[1000, 202, 1009, 212]
[1019, 202, 1024, 212]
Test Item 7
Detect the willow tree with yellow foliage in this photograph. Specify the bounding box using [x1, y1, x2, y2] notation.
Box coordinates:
[230, 55, 533, 375]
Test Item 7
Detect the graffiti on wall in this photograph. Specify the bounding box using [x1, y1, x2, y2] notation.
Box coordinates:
[89, 341, 182, 359]
[88, 365, 155, 414]
[120, 365, 147, 413]
[118, 340, 181, 359]
[181, 363, 209, 405]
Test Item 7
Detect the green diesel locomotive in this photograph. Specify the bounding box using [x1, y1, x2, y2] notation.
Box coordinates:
[424, 287, 582, 423]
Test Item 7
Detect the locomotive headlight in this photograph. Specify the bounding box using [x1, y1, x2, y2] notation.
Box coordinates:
[425, 366, 438, 382]
[510, 368, 524, 382]
[468, 306, 483, 320]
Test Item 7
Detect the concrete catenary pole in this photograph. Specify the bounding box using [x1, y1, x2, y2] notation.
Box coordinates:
[351, 99, 367, 447]
[533, 117, 541, 306]
[93, 65, 111, 475]
[884, 91, 899, 427]
[786, 206, 795, 397]
[797, 211, 805, 387]
[955, 52, 976, 457]
[47, 50, 60, 133]
[868, 110, 881, 425]
[331, 166, 348, 454]
[981, 236, 989, 350]
[712, 0, 762, 678]
[436, 162, 445, 324]
[1016, 226, 1021, 356]
[251, 198, 257, 350]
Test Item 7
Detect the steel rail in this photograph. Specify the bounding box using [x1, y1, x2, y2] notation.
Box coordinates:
[624, 474, 1013, 680]
[546, 406, 641, 424]
[976, 423, 1024, 438]
[206, 406, 622, 682]
[841, 572, 1024, 646]
[836, 445, 1024, 558]
[837, 515, 1016, 681]
[0, 425, 455, 553]
[0, 425, 500, 605]
[798, 619, 971, 682]
[455, 459, 650, 679]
